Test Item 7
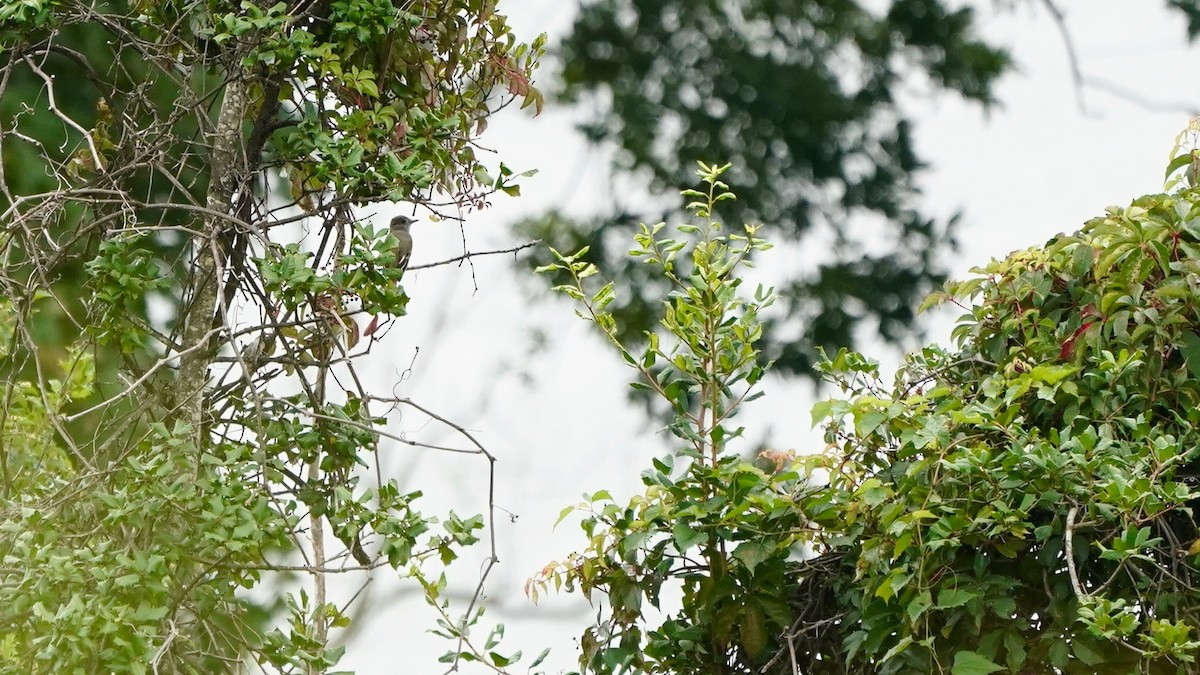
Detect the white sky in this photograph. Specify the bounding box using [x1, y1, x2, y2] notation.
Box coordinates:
[333, 2, 1200, 672]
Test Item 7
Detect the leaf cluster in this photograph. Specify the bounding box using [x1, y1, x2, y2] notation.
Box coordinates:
[1, 0, 546, 669]
[534, 163, 812, 674]
[540, 138, 1200, 675]
[804, 140, 1200, 673]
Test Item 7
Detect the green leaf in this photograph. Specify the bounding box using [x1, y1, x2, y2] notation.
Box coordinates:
[810, 399, 833, 427]
[1166, 151, 1195, 179]
[732, 539, 776, 573]
[1003, 631, 1027, 670]
[880, 636, 914, 665]
[1180, 331, 1200, 380]
[131, 603, 170, 622]
[936, 588, 978, 609]
[854, 409, 887, 437]
[906, 590, 932, 624]
[1072, 638, 1104, 666]
[739, 604, 767, 657]
[1048, 639, 1069, 668]
[951, 651, 1004, 675]
[554, 505, 575, 527]
[672, 521, 705, 550]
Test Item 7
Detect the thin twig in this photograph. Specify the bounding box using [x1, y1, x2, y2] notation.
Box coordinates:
[150, 620, 178, 674]
[1040, 0, 1088, 115]
[408, 239, 540, 271]
[1085, 75, 1200, 116]
[1065, 506, 1088, 601]
[62, 327, 224, 422]
[20, 55, 106, 172]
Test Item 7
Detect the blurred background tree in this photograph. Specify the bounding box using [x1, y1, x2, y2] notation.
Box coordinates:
[524, 0, 1200, 380]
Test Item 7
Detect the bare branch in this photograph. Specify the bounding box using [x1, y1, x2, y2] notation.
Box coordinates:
[1039, 0, 1089, 115]
[408, 239, 541, 271]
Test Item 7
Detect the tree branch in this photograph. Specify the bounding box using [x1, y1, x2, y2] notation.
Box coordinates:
[408, 239, 540, 271]
[178, 76, 248, 440]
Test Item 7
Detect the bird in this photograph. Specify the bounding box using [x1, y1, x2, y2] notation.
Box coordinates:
[364, 215, 417, 338]
[389, 215, 415, 272]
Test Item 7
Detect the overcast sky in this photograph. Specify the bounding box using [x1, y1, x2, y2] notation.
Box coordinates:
[334, 2, 1200, 672]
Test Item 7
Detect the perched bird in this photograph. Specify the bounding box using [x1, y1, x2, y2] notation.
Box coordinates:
[364, 214, 417, 338]
[389, 215, 415, 272]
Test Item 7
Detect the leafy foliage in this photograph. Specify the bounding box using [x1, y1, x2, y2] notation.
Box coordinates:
[809, 126, 1200, 672]
[0, 0, 545, 670]
[2, 414, 293, 671]
[537, 131, 1200, 674]
[532, 163, 810, 673]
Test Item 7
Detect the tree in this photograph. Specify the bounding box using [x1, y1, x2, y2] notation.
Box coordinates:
[527, 0, 1200, 382]
[0, 0, 545, 670]
[532, 163, 806, 673]
[804, 127, 1200, 672]
[533, 131, 1200, 673]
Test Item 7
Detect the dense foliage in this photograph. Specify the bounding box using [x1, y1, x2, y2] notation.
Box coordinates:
[811, 131, 1200, 673]
[537, 134, 1200, 674]
[0, 0, 543, 670]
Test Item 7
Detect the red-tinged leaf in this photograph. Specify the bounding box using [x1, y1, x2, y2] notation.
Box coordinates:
[363, 315, 381, 337]
[1058, 321, 1095, 360]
